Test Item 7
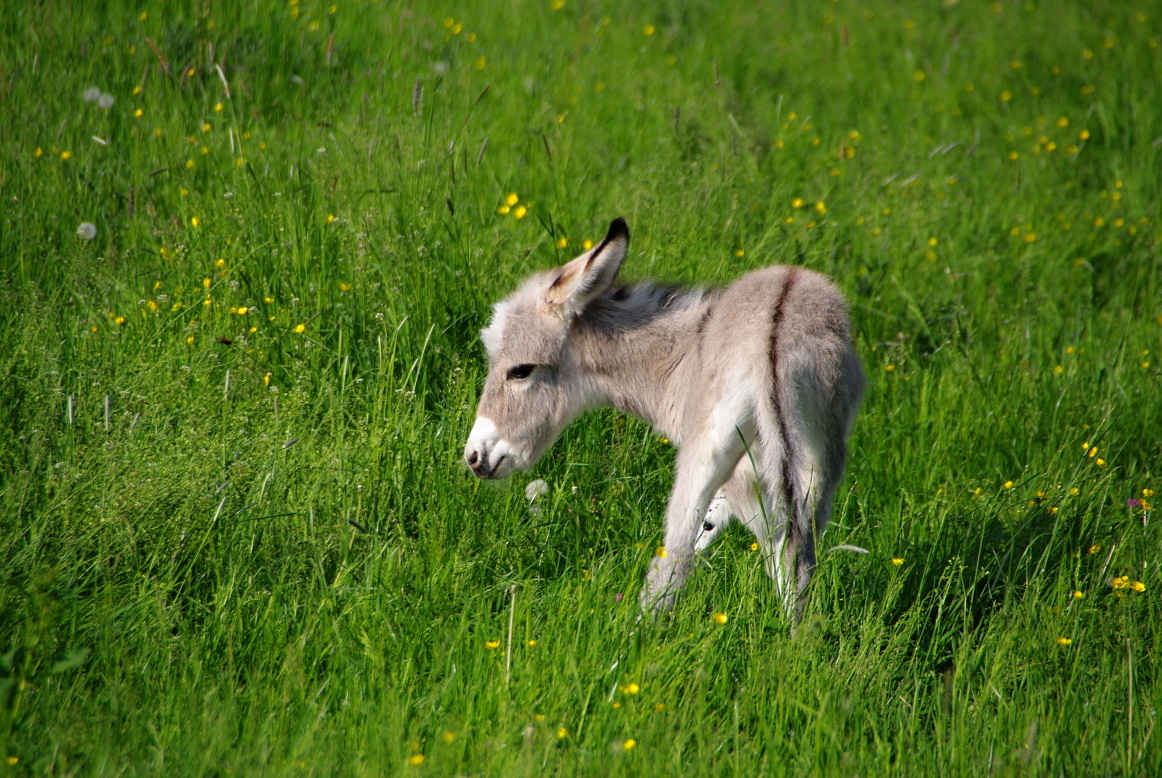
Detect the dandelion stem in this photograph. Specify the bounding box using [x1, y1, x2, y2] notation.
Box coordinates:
[505, 584, 517, 686]
[1127, 637, 1134, 775]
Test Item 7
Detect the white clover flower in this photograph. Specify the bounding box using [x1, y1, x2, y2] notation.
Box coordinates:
[76, 222, 97, 240]
[98, 93, 115, 109]
[83, 87, 102, 102]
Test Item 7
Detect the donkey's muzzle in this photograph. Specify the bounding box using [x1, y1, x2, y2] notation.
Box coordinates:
[464, 416, 510, 479]
[465, 447, 505, 479]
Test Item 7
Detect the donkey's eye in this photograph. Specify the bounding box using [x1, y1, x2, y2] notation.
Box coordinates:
[506, 364, 536, 381]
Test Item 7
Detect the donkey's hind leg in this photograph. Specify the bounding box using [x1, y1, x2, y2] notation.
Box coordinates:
[781, 403, 849, 621]
[710, 464, 794, 603]
[694, 490, 732, 553]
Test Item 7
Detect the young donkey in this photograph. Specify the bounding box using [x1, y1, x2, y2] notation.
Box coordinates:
[464, 218, 865, 619]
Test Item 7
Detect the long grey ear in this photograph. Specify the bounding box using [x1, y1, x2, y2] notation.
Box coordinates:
[542, 218, 629, 318]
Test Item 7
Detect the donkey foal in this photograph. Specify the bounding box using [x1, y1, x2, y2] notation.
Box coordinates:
[464, 218, 864, 620]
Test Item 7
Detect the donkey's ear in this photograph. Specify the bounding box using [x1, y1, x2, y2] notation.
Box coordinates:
[542, 218, 630, 318]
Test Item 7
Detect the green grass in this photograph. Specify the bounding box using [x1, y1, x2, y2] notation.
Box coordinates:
[2, 0, 1160, 774]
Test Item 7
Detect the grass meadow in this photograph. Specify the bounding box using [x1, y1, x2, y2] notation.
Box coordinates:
[2, 0, 1161, 774]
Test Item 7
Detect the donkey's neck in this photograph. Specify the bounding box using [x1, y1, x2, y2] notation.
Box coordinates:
[570, 285, 709, 441]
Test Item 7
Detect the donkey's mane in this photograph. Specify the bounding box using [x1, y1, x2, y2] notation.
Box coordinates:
[581, 281, 709, 334]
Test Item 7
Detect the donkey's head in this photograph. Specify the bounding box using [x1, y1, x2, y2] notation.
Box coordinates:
[464, 218, 629, 479]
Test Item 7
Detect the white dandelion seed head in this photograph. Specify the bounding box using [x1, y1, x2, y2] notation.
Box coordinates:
[77, 222, 98, 240]
[525, 479, 550, 502]
[432, 61, 449, 75]
[83, 86, 102, 102]
[98, 93, 115, 109]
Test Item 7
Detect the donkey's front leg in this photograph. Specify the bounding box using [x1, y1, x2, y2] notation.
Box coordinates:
[640, 441, 744, 614]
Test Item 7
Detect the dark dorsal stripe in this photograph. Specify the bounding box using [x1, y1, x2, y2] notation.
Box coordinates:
[769, 269, 800, 541]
